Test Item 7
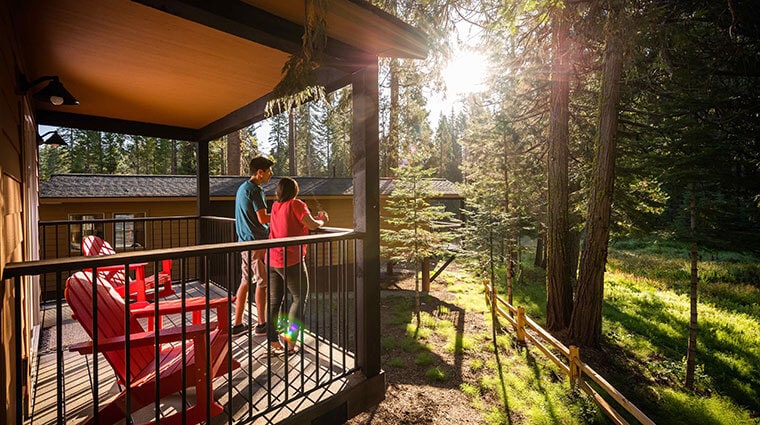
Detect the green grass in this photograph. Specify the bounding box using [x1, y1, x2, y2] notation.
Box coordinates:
[460, 381, 481, 396]
[386, 357, 404, 368]
[469, 358, 485, 372]
[415, 351, 435, 366]
[425, 366, 448, 382]
[500, 239, 760, 423]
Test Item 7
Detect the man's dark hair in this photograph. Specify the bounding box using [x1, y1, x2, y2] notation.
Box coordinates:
[249, 156, 274, 175]
[275, 177, 299, 202]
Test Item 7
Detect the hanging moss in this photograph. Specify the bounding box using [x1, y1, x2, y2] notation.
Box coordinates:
[265, 0, 328, 116]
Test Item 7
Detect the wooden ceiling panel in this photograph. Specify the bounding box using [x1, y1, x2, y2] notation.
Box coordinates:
[13, 0, 427, 139]
[19, 0, 289, 129]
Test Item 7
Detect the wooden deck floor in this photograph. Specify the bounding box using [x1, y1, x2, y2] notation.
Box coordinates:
[29, 281, 358, 424]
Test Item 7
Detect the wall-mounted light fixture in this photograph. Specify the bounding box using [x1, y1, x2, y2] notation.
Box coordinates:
[19, 74, 79, 106]
[37, 131, 67, 147]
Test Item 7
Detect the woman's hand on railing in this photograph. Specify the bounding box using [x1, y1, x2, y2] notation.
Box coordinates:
[315, 211, 329, 224]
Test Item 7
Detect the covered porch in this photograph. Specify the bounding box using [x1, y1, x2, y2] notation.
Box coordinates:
[7, 224, 373, 424]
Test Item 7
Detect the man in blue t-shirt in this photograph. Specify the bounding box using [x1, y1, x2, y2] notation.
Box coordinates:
[233, 156, 274, 336]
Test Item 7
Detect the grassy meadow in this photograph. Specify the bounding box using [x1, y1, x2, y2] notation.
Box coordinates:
[377, 238, 758, 424]
[507, 239, 760, 424]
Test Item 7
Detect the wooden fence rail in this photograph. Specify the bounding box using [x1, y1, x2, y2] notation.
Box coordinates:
[482, 281, 655, 425]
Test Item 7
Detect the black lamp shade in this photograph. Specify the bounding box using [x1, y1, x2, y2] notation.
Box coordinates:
[32, 78, 79, 106]
[37, 131, 67, 147]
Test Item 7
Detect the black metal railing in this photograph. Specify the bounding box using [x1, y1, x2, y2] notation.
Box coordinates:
[5, 228, 363, 424]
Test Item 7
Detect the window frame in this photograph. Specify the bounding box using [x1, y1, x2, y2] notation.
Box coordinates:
[68, 213, 105, 253]
[113, 212, 146, 251]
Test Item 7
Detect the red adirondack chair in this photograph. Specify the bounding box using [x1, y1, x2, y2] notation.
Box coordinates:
[65, 271, 239, 425]
[81, 235, 174, 301]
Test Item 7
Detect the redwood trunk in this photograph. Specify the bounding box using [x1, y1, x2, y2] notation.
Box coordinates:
[546, 5, 573, 331]
[569, 6, 624, 347]
[227, 130, 241, 175]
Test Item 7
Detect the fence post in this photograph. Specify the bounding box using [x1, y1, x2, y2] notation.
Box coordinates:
[516, 306, 526, 344]
[569, 345, 580, 387]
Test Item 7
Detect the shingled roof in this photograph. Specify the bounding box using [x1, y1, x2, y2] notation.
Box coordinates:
[40, 174, 462, 199]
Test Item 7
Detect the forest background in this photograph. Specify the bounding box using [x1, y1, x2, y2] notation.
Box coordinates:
[38, 0, 759, 418]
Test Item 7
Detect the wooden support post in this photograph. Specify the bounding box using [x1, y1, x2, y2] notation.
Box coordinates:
[352, 60, 381, 377]
[421, 257, 430, 292]
[516, 306, 526, 344]
[569, 345, 581, 387]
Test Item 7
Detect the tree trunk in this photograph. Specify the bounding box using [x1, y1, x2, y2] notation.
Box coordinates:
[535, 227, 545, 268]
[171, 141, 177, 174]
[386, 261, 394, 276]
[516, 235, 523, 285]
[422, 258, 430, 292]
[568, 229, 581, 289]
[289, 108, 297, 175]
[387, 58, 400, 176]
[227, 131, 241, 175]
[504, 133, 513, 308]
[685, 185, 698, 389]
[569, 4, 624, 347]
[546, 4, 573, 331]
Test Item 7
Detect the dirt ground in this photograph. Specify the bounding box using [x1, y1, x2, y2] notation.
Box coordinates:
[348, 264, 490, 425]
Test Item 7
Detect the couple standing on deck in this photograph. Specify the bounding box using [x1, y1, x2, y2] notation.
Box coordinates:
[232, 156, 329, 355]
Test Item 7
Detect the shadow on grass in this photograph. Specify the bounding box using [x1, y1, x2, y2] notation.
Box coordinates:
[379, 290, 468, 389]
[491, 314, 514, 425]
[603, 298, 760, 414]
[523, 347, 561, 424]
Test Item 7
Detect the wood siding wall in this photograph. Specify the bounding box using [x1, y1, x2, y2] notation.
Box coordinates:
[1, 1, 29, 421]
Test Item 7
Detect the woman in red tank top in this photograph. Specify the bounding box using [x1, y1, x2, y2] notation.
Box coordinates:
[266, 177, 328, 355]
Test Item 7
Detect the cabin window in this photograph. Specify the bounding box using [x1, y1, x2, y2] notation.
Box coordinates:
[68, 213, 104, 253]
[113, 213, 146, 250]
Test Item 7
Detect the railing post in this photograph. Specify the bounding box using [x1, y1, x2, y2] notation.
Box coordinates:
[14, 277, 23, 425]
[569, 345, 580, 387]
[516, 306, 526, 345]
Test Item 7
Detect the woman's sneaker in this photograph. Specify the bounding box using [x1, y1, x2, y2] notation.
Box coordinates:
[254, 323, 267, 336]
[231, 323, 248, 337]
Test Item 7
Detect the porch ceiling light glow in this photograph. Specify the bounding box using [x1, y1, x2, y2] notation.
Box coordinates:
[20, 75, 79, 106]
[37, 131, 67, 147]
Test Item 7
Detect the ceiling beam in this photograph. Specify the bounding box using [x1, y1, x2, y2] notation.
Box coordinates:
[37, 110, 198, 141]
[132, 0, 375, 71]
